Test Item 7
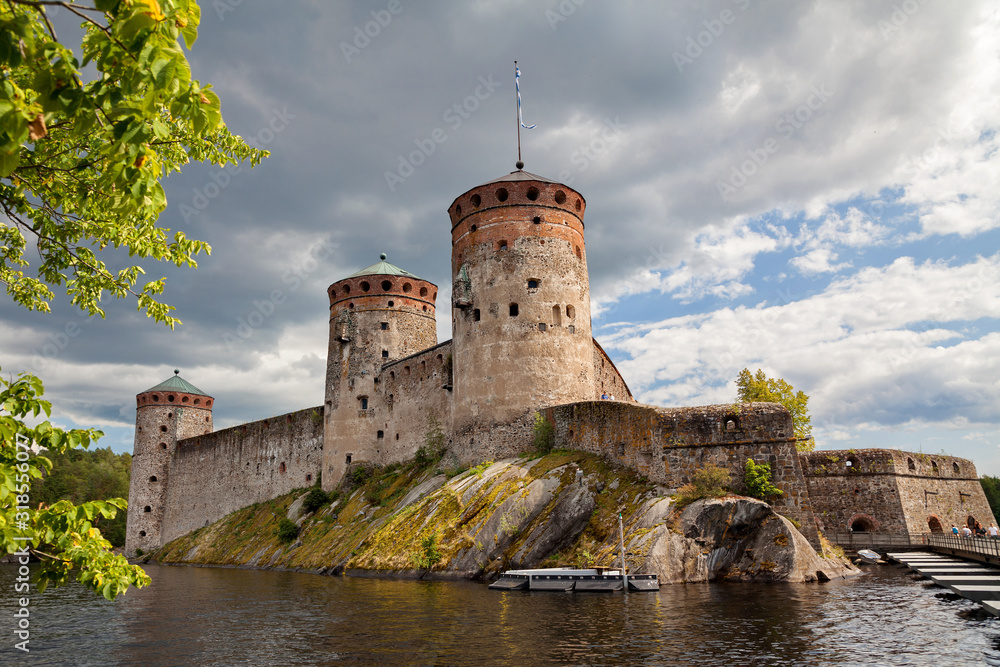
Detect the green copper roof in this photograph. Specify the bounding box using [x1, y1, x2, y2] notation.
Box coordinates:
[347, 253, 422, 279]
[142, 370, 210, 397]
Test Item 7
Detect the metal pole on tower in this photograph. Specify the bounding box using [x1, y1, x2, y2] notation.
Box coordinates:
[515, 60, 522, 165]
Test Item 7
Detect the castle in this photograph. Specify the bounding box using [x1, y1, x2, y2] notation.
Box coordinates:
[125, 166, 994, 556]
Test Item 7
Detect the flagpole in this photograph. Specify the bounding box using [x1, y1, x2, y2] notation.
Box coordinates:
[515, 60, 522, 166]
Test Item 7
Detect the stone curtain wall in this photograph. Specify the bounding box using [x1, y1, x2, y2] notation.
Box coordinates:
[592, 339, 633, 401]
[801, 450, 908, 534]
[801, 449, 997, 536]
[542, 401, 820, 547]
[161, 406, 324, 543]
[373, 341, 454, 465]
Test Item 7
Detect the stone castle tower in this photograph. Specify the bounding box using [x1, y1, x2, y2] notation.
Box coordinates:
[125, 371, 213, 554]
[448, 170, 595, 440]
[323, 255, 440, 483]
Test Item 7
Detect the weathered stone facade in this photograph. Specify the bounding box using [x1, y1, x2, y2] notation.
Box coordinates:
[543, 401, 820, 546]
[160, 406, 324, 544]
[127, 166, 993, 558]
[803, 449, 996, 536]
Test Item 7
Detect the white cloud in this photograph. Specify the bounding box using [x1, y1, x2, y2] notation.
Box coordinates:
[605, 254, 1000, 435]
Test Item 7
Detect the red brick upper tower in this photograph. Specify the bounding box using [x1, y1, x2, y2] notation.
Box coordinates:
[447, 168, 595, 440]
[324, 254, 438, 413]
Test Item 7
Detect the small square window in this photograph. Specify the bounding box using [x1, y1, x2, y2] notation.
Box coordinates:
[527, 280, 538, 289]
[382, 350, 389, 358]
[380, 322, 388, 330]
[360, 397, 368, 410]
[509, 303, 519, 317]
[473, 309, 481, 321]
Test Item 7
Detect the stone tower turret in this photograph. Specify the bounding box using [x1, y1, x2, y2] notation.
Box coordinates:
[447, 169, 595, 444]
[125, 371, 213, 556]
[322, 255, 438, 489]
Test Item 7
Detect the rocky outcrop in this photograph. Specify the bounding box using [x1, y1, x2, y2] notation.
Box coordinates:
[635, 497, 857, 583]
[152, 453, 856, 584]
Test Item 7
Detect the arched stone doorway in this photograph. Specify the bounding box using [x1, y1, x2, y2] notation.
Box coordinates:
[968, 515, 980, 529]
[848, 513, 879, 532]
[927, 515, 944, 533]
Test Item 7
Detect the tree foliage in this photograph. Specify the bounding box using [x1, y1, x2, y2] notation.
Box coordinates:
[674, 463, 730, 507]
[1, 0, 266, 600]
[736, 368, 815, 452]
[980, 475, 1000, 523]
[1, 371, 149, 599]
[301, 487, 329, 515]
[743, 459, 783, 503]
[0, 0, 266, 325]
[30, 444, 131, 546]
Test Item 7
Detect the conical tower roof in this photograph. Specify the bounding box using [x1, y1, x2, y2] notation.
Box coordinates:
[347, 253, 422, 279]
[141, 370, 210, 397]
[478, 168, 560, 186]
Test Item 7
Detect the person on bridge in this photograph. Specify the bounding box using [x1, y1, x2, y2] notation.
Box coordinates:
[952, 525, 960, 535]
[962, 525, 973, 537]
[990, 525, 999, 539]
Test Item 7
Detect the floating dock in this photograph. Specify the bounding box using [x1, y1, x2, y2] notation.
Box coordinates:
[887, 551, 1000, 615]
[489, 568, 659, 592]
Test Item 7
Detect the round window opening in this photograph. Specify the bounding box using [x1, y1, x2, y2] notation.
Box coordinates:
[496, 188, 509, 202]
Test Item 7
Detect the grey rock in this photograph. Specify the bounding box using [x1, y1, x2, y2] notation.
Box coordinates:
[512, 482, 596, 567]
[286, 491, 310, 521]
[636, 497, 858, 583]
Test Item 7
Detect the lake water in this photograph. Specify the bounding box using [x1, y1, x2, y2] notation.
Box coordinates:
[2, 563, 1000, 666]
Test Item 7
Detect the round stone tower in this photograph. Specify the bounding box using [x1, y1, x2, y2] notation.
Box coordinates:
[125, 371, 213, 556]
[447, 167, 595, 441]
[322, 255, 438, 489]
[324, 253, 438, 413]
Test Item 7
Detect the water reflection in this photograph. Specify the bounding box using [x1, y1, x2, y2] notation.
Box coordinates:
[1, 564, 1000, 666]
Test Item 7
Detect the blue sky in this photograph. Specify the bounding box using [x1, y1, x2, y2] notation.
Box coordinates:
[3, 1, 999, 474]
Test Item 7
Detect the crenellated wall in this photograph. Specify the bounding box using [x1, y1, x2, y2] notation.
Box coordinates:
[160, 406, 324, 544]
[802, 449, 996, 536]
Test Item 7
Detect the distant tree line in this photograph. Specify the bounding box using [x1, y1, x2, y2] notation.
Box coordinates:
[981, 476, 1000, 523]
[30, 448, 131, 547]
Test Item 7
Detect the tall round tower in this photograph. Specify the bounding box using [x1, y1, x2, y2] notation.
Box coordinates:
[322, 255, 438, 489]
[447, 168, 595, 440]
[125, 371, 213, 556]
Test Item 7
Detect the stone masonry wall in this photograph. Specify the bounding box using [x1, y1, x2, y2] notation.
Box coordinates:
[161, 406, 324, 543]
[593, 339, 633, 401]
[323, 342, 455, 490]
[803, 449, 997, 536]
[542, 401, 820, 546]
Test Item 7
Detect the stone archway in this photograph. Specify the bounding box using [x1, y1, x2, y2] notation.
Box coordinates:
[848, 513, 879, 532]
[968, 515, 980, 529]
[927, 515, 944, 533]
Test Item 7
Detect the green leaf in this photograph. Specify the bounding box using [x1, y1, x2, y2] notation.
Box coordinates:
[0, 149, 19, 178]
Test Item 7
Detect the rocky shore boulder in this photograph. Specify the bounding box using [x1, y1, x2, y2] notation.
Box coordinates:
[635, 497, 857, 583]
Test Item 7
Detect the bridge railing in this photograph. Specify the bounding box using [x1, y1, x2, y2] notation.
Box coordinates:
[924, 532, 1000, 558]
[827, 532, 919, 549]
[828, 531, 1000, 558]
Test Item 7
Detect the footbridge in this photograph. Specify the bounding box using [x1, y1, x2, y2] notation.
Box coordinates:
[831, 532, 1000, 566]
